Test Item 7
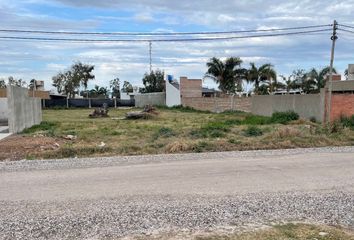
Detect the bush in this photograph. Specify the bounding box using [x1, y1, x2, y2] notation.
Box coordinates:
[340, 115, 354, 129]
[244, 126, 263, 137]
[271, 111, 299, 124]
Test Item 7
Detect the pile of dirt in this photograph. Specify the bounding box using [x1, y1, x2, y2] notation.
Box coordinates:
[0, 135, 62, 161]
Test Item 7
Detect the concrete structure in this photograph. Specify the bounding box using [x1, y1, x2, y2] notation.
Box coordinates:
[7, 86, 42, 133]
[324, 71, 354, 121]
[348, 64, 354, 80]
[0, 98, 7, 124]
[180, 77, 202, 98]
[252, 94, 324, 121]
[183, 96, 252, 113]
[134, 92, 166, 108]
[166, 80, 181, 107]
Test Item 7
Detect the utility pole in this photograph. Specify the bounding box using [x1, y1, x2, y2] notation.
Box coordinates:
[149, 41, 152, 73]
[326, 20, 338, 123]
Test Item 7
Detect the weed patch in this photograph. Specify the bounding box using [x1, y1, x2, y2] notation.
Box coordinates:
[22, 121, 58, 136]
[271, 111, 299, 124]
[244, 126, 263, 137]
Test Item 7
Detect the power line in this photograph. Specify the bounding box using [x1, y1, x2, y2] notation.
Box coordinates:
[338, 28, 354, 34]
[338, 23, 354, 29]
[0, 29, 332, 43]
[0, 24, 333, 36]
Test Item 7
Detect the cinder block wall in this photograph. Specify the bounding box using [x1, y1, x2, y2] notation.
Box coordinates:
[182, 96, 252, 113]
[7, 86, 42, 133]
[134, 92, 166, 108]
[251, 94, 323, 121]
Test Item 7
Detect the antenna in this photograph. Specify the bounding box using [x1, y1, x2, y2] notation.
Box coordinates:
[149, 41, 152, 73]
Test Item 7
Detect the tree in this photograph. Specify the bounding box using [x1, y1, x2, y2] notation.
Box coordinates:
[280, 75, 296, 93]
[205, 57, 245, 93]
[89, 85, 109, 98]
[344, 68, 348, 80]
[7, 76, 27, 87]
[29, 79, 36, 90]
[141, 69, 165, 93]
[52, 62, 95, 98]
[246, 63, 277, 95]
[122, 81, 133, 93]
[306, 66, 337, 92]
[110, 77, 120, 98]
[290, 69, 307, 92]
[0, 79, 6, 88]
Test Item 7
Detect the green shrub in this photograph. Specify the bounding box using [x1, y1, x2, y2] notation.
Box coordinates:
[244, 126, 263, 137]
[340, 115, 354, 129]
[191, 121, 232, 139]
[270, 111, 299, 124]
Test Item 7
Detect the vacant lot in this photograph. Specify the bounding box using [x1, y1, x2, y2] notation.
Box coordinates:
[1, 107, 354, 160]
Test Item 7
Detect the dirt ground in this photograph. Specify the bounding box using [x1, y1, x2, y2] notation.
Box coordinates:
[0, 135, 64, 161]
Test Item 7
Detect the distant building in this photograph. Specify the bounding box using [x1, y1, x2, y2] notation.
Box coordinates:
[121, 86, 139, 100]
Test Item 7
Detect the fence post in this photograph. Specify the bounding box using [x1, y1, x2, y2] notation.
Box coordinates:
[66, 97, 69, 109]
[89, 98, 91, 108]
[114, 98, 117, 108]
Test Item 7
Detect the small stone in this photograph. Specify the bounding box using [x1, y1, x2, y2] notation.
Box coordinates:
[319, 232, 329, 236]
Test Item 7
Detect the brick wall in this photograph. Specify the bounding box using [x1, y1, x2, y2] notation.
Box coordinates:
[0, 89, 6, 98]
[0, 89, 49, 99]
[180, 77, 202, 98]
[182, 96, 252, 113]
[330, 93, 354, 120]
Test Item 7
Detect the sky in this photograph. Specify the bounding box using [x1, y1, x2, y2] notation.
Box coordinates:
[0, 0, 354, 91]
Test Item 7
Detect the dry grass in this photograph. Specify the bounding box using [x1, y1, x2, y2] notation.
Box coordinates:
[9, 107, 354, 160]
[127, 223, 354, 240]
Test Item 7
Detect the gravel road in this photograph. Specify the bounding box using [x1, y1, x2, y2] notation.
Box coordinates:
[0, 147, 354, 239]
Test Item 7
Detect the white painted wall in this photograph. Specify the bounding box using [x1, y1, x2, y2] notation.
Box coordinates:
[120, 92, 131, 100]
[166, 81, 181, 107]
[0, 98, 8, 122]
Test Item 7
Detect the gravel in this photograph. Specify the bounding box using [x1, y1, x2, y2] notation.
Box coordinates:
[0, 191, 354, 239]
[1, 146, 354, 172]
[1, 146, 354, 239]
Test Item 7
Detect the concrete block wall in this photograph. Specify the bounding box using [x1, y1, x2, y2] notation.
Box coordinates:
[180, 77, 202, 98]
[251, 94, 323, 121]
[7, 86, 42, 133]
[0, 98, 8, 124]
[182, 96, 252, 113]
[134, 92, 166, 108]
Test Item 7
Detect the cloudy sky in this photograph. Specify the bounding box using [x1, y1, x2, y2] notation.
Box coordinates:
[0, 0, 354, 91]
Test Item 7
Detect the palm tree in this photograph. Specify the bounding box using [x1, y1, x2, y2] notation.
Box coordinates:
[306, 66, 337, 92]
[280, 75, 296, 93]
[205, 57, 245, 93]
[246, 63, 277, 95]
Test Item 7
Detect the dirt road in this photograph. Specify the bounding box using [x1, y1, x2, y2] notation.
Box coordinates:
[1, 147, 354, 239]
